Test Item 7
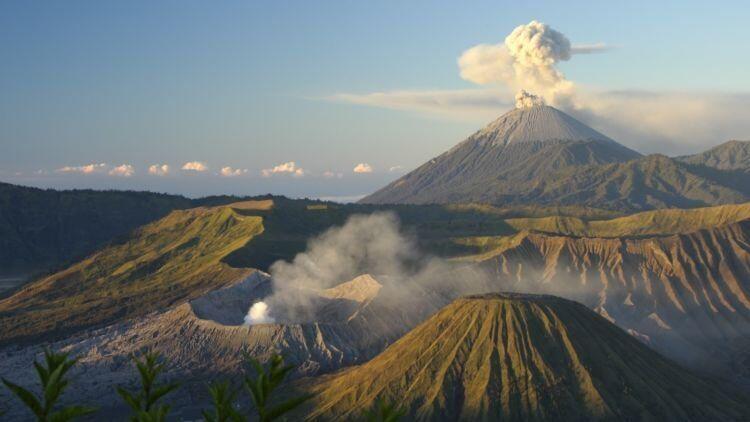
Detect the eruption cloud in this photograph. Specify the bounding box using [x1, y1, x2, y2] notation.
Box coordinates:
[459, 20, 578, 107]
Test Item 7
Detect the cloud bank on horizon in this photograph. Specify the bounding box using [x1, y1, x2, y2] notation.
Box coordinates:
[331, 20, 750, 154]
[108, 164, 135, 177]
[56, 163, 107, 175]
[148, 164, 170, 176]
[261, 161, 305, 178]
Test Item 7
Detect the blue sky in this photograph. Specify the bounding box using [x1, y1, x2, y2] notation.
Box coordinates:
[1, 1, 749, 198]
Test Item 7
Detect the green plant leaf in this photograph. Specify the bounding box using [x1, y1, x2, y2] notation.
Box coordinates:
[2, 378, 43, 418]
[264, 393, 313, 421]
[49, 405, 98, 422]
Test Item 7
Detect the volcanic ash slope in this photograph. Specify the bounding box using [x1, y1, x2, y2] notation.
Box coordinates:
[302, 293, 750, 422]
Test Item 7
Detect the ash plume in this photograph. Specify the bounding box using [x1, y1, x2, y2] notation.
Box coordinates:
[515, 90, 545, 108]
[458, 20, 584, 107]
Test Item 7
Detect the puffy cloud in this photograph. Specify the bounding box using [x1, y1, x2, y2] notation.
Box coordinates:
[388, 165, 404, 172]
[323, 170, 344, 179]
[353, 163, 373, 173]
[109, 164, 135, 177]
[220, 166, 248, 177]
[57, 163, 106, 174]
[148, 164, 170, 176]
[181, 161, 208, 172]
[261, 161, 305, 177]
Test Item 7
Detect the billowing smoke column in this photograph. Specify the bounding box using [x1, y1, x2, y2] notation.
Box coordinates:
[459, 20, 599, 107]
[255, 212, 494, 325]
[243, 301, 275, 325]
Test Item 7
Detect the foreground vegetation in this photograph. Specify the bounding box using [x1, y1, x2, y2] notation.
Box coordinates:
[1, 349, 402, 421]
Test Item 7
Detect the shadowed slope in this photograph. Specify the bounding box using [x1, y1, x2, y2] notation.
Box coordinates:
[303, 294, 750, 421]
[0, 182, 193, 276]
[0, 203, 265, 344]
[679, 140, 750, 172]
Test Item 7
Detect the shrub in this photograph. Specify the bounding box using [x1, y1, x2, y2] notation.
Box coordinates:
[1, 348, 96, 421]
[116, 351, 180, 422]
[202, 380, 244, 422]
[243, 354, 312, 422]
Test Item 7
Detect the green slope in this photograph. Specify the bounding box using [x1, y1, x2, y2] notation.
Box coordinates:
[0, 182, 194, 276]
[301, 294, 750, 421]
[504, 202, 750, 238]
[0, 203, 264, 344]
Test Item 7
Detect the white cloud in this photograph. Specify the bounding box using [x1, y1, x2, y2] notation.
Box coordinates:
[220, 166, 248, 177]
[570, 43, 611, 54]
[148, 164, 170, 176]
[353, 163, 373, 173]
[57, 163, 107, 174]
[323, 170, 344, 179]
[330, 87, 750, 155]
[182, 161, 208, 172]
[261, 161, 305, 177]
[109, 164, 135, 177]
[571, 91, 750, 154]
[388, 165, 404, 172]
[328, 88, 511, 120]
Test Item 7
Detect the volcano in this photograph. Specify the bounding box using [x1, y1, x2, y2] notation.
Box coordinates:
[361, 102, 750, 211]
[301, 293, 750, 421]
[361, 102, 640, 205]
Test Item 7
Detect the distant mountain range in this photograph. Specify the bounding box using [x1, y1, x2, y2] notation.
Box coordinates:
[361, 104, 750, 210]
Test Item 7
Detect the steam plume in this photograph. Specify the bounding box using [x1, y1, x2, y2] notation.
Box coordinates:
[259, 212, 494, 324]
[244, 301, 275, 325]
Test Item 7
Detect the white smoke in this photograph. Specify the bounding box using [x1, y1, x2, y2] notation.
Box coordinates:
[243, 301, 275, 325]
[459, 20, 582, 107]
[259, 212, 494, 324]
